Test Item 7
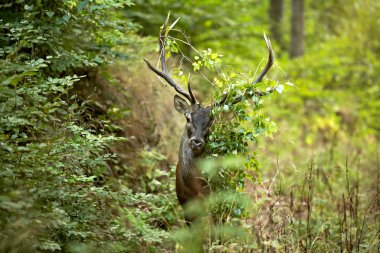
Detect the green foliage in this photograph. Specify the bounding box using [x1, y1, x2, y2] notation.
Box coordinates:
[0, 1, 161, 252]
[207, 80, 279, 191]
[125, 0, 270, 66]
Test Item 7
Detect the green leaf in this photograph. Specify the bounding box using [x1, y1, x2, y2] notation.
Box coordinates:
[46, 11, 54, 18]
[275, 84, 284, 94]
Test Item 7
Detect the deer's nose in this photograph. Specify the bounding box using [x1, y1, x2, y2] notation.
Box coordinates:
[190, 138, 204, 149]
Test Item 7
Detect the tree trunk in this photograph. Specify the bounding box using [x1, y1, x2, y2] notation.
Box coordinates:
[290, 0, 304, 58]
[269, 0, 284, 50]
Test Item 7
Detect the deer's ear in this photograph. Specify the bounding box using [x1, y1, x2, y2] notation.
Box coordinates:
[174, 95, 190, 114]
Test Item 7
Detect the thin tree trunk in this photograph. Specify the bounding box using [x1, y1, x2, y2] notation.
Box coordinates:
[269, 0, 284, 50]
[290, 0, 304, 58]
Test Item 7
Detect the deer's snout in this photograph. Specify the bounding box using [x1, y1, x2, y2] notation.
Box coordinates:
[189, 138, 204, 150]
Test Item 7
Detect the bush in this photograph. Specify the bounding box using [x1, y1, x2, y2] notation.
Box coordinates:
[0, 1, 159, 252]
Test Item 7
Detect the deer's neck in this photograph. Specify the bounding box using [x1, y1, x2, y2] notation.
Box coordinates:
[178, 128, 201, 176]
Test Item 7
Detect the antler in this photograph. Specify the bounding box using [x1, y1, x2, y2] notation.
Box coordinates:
[143, 13, 197, 104]
[215, 34, 275, 106]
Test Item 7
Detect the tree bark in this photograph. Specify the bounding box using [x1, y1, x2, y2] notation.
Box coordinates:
[290, 0, 304, 58]
[269, 0, 284, 50]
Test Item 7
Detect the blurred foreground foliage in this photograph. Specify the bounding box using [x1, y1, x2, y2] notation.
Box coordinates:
[1, 0, 379, 252]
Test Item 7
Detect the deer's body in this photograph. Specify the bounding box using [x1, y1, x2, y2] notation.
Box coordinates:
[176, 128, 210, 207]
[174, 104, 212, 224]
[144, 14, 274, 225]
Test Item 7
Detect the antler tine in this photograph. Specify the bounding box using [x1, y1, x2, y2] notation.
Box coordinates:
[187, 74, 197, 104]
[143, 59, 192, 101]
[226, 34, 275, 106]
[252, 34, 274, 85]
[159, 13, 170, 75]
[144, 13, 196, 104]
[212, 92, 229, 107]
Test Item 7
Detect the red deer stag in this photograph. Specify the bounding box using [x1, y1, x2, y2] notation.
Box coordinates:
[143, 16, 274, 225]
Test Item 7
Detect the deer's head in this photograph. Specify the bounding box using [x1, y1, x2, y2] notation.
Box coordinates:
[173, 95, 212, 152]
[144, 15, 274, 153]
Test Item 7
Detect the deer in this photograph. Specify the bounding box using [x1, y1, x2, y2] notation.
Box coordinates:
[143, 15, 275, 225]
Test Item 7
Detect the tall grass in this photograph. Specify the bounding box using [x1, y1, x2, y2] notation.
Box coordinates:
[169, 153, 379, 252]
